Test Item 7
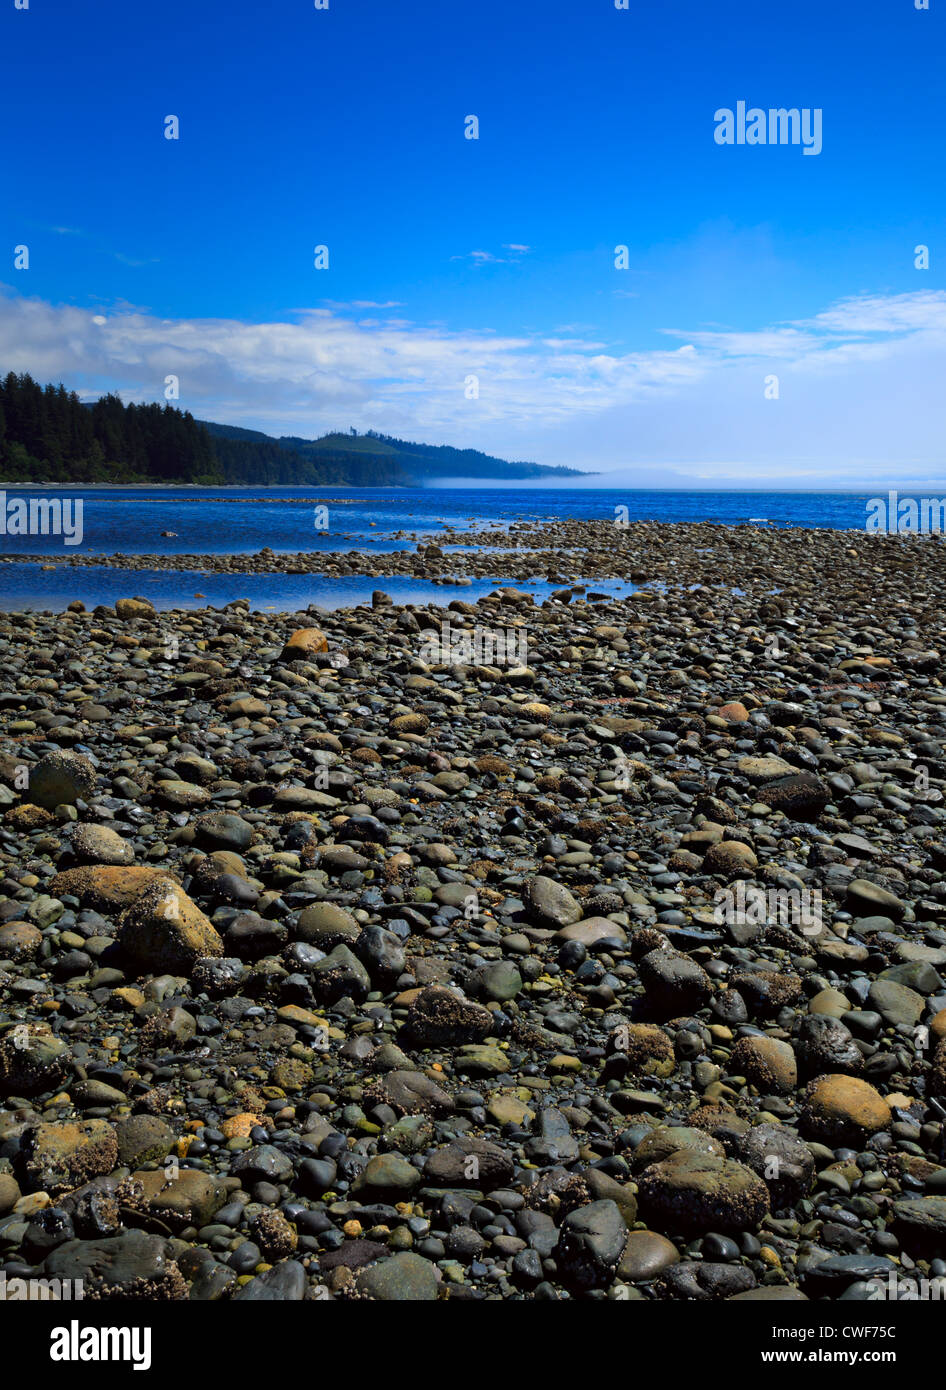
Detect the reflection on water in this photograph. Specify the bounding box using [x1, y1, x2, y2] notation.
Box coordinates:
[0, 563, 637, 614]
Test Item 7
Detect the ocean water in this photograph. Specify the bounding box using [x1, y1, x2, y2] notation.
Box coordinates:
[0, 486, 875, 612]
[0, 565, 638, 614]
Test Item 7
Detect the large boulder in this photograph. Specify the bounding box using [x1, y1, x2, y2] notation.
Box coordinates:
[757, 772, 830, 822]
[308, 944, 370, 1003]
[703, 841, 758, 878]
[115, 597, 156, 621]
[521, 875, 582, 929]
[800, 1074, 891, 1146]
[0, 1023, 70, 1097]
[735, 1124, 815, 1207]
[193, 813, 254, 852]
[118, 879, 224, 973]
[43, 1231, 186, 1299]
[130, 1169, 226, 1232]
[70, 823, 135, 867]
[555, 1199, 628, 1290]
[296, 902, 361, 947]
[48, 865, 177, 912]
[796, 1014, 864, 1079]
[556, 917, 627, 947]
[28, 750, 97, 809]
[405, 986, 493, 1047]
[846, 879, 907, 921]
[890, 1196, 946, 1257]
[355, 1252, 438, 1301]
[636, 1152, 770, 1234]
[639, 949, 711, 1016]
[22, 1119, 118, 1195]
[729, 1036, 798, 1093]
[114, 1116, 175, 1169]
[351, 1154, 422, 1202]
[0, 922, 42, 960]
[423, 1137, 514, 1190]
[280, 627, 328, 661]
[380, 1070, 455, 1115]
[629, 1126, 725, 1174]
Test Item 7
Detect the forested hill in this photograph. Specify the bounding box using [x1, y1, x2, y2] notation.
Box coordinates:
[0, 372, 583, 485]
[256, 427, 584, 483]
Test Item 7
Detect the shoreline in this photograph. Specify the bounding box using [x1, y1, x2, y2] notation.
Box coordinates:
[0, 517, 939, 586]
[0, 485, 364, 499]
[0, 479, 922, 495]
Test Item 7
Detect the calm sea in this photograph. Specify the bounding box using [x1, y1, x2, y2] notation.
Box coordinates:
[0, 486, 877, 612]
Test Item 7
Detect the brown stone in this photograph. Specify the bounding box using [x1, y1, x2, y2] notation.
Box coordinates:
[800, 1074, 891, 1145]
[48, 865, 177, 911]
[115, 597, 156, 621]
[0, 921, 43, 960]
[280, 627, 328, 660]
[703, 841, 758, 878]
[118, 879, 224, 973]
[24, 1119, 118, 1194]
[618, 1229, 680, 1282]
[556, 917, 627, 946]
[729, 1036, 798, 1094]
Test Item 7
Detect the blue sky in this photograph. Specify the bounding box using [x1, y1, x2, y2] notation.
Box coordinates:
[1, 0, 944, 486]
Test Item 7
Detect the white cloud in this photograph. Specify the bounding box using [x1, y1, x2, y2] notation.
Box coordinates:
[0, 288, 704, 434]
[0, 286, 944, 484]
[801, 291, 946, 336]
[666, 292, 946, 361]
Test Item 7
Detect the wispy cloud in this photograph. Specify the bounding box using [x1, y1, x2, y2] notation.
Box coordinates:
[451, 245, 532, 265]
[662, 326, 821, 357]
[665, 292, 946, 358]
[800, 292, 946, 336]
[35, 224, 160, 269]
[322, 299, 405, 311]
[112, 252, 161, 268]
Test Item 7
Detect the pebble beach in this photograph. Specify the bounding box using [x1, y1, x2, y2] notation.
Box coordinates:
[2, 517, 946, 1304]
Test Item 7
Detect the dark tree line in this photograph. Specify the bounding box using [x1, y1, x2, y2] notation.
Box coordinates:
[0, 372, 413, 485]
[0, 371, 581, 486]
[0, 372, 220, 483]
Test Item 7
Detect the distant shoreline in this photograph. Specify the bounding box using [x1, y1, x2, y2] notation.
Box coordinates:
[0, 481, 400, 491]
[0, 480, 911, 495]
